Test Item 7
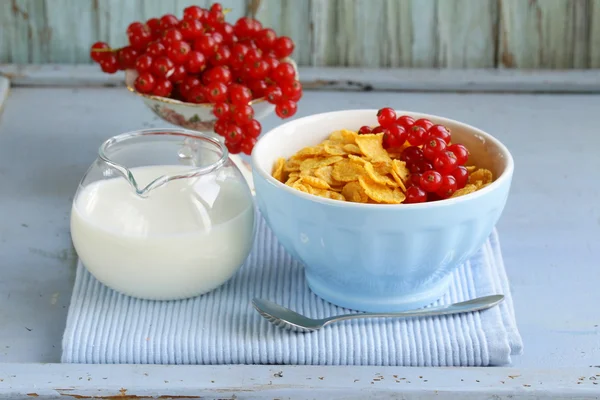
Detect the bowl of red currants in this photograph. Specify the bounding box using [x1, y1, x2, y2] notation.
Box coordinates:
[90, 2, 302, 157]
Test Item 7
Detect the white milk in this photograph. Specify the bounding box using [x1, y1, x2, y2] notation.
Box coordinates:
[71, 165, 255, 300]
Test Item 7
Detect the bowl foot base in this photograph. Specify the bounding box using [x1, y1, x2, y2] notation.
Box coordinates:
[305, 272, 453, 313]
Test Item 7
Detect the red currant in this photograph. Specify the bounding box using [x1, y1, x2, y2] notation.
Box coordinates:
[241, 137, 257, 155]
[193, 34, 218, 57]
[134, 72, 156, 93]
[227, 141, 242, 155]
[248, 79, 268, 98]
[407, 126, 427, 146]
[270, 62, 295, 83]
[228, 84, 253, 106]
[414, 118, 434, 131]
[180, 75, 201, 99]
[434, 151, 459, 174]
[400, 146, 424, 164]
[146, 41, 166, 57]
[246, 119, 261, 138]
[397, 115, 415, 129]
[280, 80, 302, 101]
[382, 124, 407, 149]
[166, 41, 191, 64]
[90, 41, 110, 62]
[436, 175, 458, 199]
[146, 17, 161, 38]
[450, 166, 468, 189]
[203, 66, 232, 85]
[151, 56, 175, 79]
[183, 5, 205, 21]
[234, 17, 257, 39]
[275, 99, 297, 118]
[255, 28, 276, 51]
[272, 36, 294, 58]
[214, 119, 228, 136]
[230, 43, 249, 69]
[135, 54, 153, 73]
[404, 186, 427, 203]
[448, 143, 469, 165]
[419, 170, 443, 193]
[211, 45, 231, 66]
[126, 22, 145, 36]
[244, 47, 262, 63]
[264, 56, 280, 72]
[423, 137, 447, 161]
[371, 126, 384, 134]
[187, 85, 207, 103]
[232, 104, 254, 126]
[225, 124, 244, 145]
[178, 19, 203, 41]
[205, 81, 228, 103]
[409, 159, 434, 174]
[117, 46, 139, 69]
[213, 102, 230, 120]
[159, 14, 179, 30]
[153, 78, 173, 97]
[247, 59, 269, 80]
[217, 22, 236, 44]
[99, 54, 119, 73]
[169, 64, 187, 83]
[377, 107, 397, 127]
[358, 126, 373, 135]
[207, 9, 225, 26]
[162, 28, 183, 45]
[127, 24, 152, 50]
[210, 3, 223, 14]
[265, 86, 283, 104]
[428, 124, 451, 144]
[409, 173, 422, 187]
[185, 51, 206, 74]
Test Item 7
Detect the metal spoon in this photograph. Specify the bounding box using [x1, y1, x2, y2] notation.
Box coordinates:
[252, 294, 504, 333]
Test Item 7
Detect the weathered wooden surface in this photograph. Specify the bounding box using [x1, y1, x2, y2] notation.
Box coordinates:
[1, 0, 600, 68]
[2, 364, 600, 399]
[4, 64, 600, 93]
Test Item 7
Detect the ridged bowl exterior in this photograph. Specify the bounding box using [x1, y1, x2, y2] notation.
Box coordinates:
[252, 110, 514, 312]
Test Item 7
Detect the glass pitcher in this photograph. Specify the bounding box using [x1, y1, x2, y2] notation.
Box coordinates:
[70, 128, 255, 300]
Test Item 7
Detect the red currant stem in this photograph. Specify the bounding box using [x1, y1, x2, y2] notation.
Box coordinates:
[223, 8, 232, 14]
[91, 46, 125, 53]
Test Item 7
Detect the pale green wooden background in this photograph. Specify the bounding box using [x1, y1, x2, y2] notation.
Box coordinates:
[1, 0, 599, 68]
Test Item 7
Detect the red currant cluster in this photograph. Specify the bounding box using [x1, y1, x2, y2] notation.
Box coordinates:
[359, 108, 470, 204]
[89, 2, 302, 155]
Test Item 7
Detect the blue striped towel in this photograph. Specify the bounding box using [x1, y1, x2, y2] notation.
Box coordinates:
[62, 215, 522, 366]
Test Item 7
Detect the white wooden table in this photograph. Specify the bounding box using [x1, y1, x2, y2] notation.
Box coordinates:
[0, 65, 599, 399]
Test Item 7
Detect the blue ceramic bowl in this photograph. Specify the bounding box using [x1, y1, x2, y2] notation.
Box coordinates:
[252, 110, 514, 312]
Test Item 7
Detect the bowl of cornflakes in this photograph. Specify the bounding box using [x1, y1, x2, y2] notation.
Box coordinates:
[252, 109, 513, 312]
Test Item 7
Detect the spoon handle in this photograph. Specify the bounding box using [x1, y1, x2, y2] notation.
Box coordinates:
[323, 294, 504, 325]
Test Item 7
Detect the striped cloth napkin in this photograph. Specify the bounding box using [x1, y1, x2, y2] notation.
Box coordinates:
[62, 215, 522, 366]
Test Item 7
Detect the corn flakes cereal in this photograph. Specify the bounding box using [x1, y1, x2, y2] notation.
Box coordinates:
[450, 184, 478, 198]
[355, 134, 388, 160]
[271, 157, 285, 182]
[342, 181, 369, 203]
[300, 155, 344, 172]
[301, 175, 331, 190]
[272, 120, 493, 203]
[332, 159, 366, 182]
[364, 162, 397, 187]
[468, 168, 493, 187]
[342, 144, 362, 154]
[358, 175, 406, 204]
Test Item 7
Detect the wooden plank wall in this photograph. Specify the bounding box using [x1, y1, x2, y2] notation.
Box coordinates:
[1, 0, 599, 68]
